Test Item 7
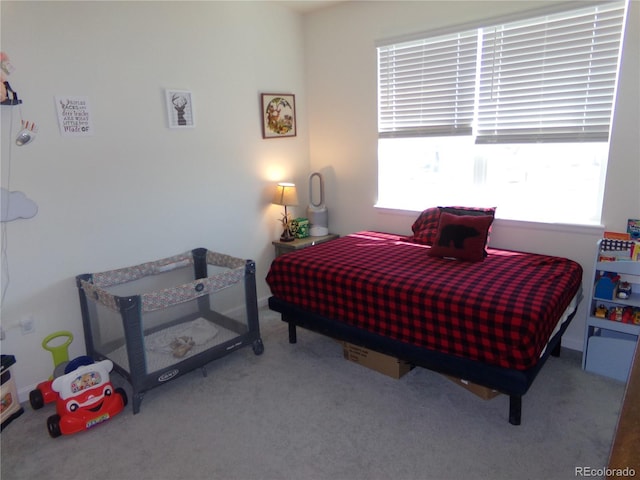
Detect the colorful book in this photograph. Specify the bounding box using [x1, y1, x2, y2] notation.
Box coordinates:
[627, 219, 640, 240]
[604, 231, 631, 240]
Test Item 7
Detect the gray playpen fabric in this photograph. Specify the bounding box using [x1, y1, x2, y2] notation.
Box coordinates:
[79, 251, 245, 313]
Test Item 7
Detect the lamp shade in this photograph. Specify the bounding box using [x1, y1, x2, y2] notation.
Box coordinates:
[273, 182, 299, 206]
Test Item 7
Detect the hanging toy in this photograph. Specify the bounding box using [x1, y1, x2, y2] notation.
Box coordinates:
[0, 52, 19, 105]
[1, 52, 13, 103]
[15, 119, 38, 146]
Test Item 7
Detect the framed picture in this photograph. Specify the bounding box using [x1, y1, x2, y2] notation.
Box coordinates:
[165, 89, 195, 128]
[261, 93, 296, 138]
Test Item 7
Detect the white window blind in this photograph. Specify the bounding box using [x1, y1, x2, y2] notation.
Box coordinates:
[476, 2, 625, 143]
[377, 1, 625, 143]
[378, 30, 478, 138]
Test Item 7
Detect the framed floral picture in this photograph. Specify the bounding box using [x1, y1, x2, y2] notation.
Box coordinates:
[261, 93, 296, 138]
[166, 89, 195, 128]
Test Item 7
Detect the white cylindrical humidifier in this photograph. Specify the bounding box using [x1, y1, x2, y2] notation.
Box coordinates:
[307, 172, 329, 236]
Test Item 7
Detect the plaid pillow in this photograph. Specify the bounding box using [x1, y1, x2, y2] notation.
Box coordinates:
[409, 206, 496, 246]
[408, 207, 441, 245]
[428, 212, 494, 262]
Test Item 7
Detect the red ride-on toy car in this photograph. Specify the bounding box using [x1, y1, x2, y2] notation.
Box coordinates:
[29, 355, 94, 410]
[46, 359, 127, 438]
[29, 331, 76, 410]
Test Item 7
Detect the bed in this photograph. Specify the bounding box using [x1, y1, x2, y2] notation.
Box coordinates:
[266, 221, 583, 425]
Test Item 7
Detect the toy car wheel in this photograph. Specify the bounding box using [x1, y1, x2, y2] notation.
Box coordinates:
[116, 387, 128, 407]
[47, 414, 62, 438]
[29, 389, 44, 410]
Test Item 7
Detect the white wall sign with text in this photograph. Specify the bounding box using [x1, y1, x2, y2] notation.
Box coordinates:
[55, 96, 94, 137]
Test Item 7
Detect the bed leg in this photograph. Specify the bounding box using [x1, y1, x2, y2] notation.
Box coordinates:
[509, 395, 522, 425]
[288, 321, 297, 344]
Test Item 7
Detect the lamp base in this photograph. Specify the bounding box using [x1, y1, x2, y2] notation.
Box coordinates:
[280, 232, 295, 242]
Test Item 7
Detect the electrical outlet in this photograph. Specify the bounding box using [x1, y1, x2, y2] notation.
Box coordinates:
[20, 315, 35, 335]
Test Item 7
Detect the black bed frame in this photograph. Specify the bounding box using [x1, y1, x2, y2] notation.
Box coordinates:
[268, 296, 580, 425]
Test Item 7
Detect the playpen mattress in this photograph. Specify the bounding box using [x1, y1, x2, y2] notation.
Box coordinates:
[266, 231, 583, 370]
[106, 317, 239, 373]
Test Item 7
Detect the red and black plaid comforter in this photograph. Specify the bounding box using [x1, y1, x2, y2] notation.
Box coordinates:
[266, 231, 583, 370]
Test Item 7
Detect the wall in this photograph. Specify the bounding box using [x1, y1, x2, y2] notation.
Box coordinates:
[304, 1, 640, 351]
[602, 0, 640, 226]
[0, 1, 309, 397]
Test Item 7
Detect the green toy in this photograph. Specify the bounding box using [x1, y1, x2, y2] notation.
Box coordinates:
[41, 331, 73, 378]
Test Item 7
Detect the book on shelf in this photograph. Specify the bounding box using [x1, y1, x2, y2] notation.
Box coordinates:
[604, 231, 631, 240]
[599, 238, 640, 262]
[628, 219, 640, 241]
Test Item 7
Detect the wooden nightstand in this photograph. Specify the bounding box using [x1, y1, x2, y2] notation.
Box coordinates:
[272, 234, 339, 257]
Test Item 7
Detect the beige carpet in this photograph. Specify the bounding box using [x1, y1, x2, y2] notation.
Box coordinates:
[1, 306, 625, 480]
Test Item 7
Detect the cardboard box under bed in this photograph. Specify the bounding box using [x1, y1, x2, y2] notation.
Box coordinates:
[76, 248, 263, 414]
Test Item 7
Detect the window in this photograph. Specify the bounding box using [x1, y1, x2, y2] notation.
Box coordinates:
[378, 29, 478, 137]
[377, 1, 626, 225]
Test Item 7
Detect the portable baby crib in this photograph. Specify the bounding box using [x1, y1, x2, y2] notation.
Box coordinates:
[76, 248, 263, 414]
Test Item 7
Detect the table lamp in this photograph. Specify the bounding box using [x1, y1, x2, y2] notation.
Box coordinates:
[273, 182, 299, 242]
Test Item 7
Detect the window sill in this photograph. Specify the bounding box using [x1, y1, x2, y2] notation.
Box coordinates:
[374, 204, 605, 236]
